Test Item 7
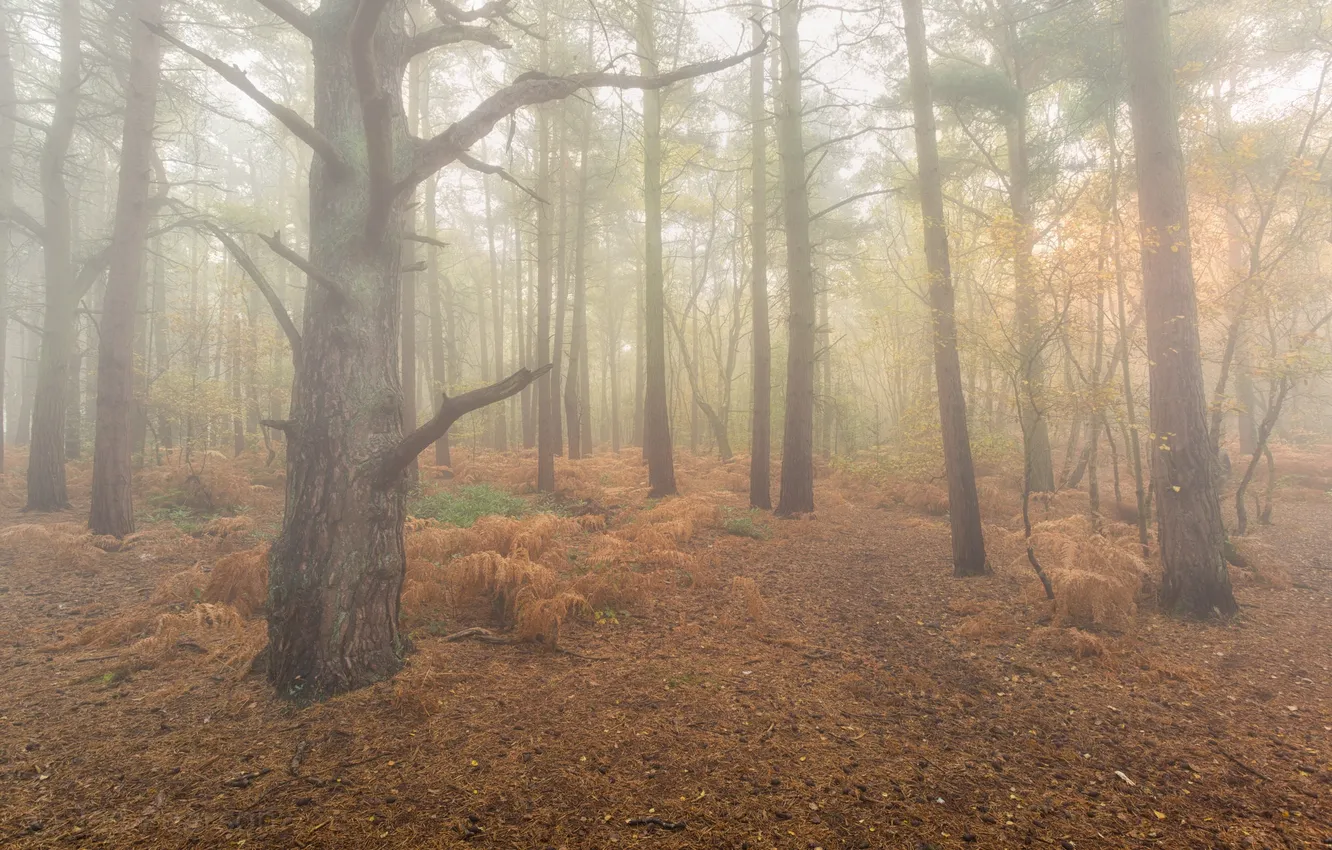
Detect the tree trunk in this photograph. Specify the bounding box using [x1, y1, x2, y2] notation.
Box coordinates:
[27, 0, 83, 511]
[748, 16, 771, 509]
[90, 3, 161, 533]
[903, 0, 986, 576]
[1125, 0, 1236, 618]
[0, 0, 14, 474]
[638, 0, 676, 496]
[1108, 109, 1149, 559]
[536, 93, 556, 491]
[632, 252, 644, 448]
[1006, 92, 1054, 492]
[484, 154, 507, 451]
[552, 110, 568, 457]
[565, 96, 591, 460]
[775, 0, 814, 515]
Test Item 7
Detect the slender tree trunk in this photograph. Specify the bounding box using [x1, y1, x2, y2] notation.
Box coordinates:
[1006, 91, 1054, 492]
[819, 281, 832, 460]
[90, 3, 161, 534]
[536, 93, 556, 491]
[903, 0, 986, 576]
[552, 110, 568, 457]
[775, 0, 814, 515]
[632, 253, 644, 448]
[1108, 111, 1149, 558]
[638, 0, 676, 496]
[749, 15, 771, 508]
[484, 155, 507, 451]
[1125, 0, 1236, 617]
[27, 0, 83, 511]
[565, 95, 591, 460]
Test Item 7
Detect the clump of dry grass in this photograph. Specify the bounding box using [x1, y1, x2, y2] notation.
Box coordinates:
[1029, 515, 1152, 631]
[0, 522, 105, 571]
[62, 601, 264, 673]
[730, 576, 765, 621]
[138, 459, 253, 515]
[201, 515, 254, 538]
[514, 590, 591, 645]
[1029, 625, 1108, 659]
[201, 546, 269, 618]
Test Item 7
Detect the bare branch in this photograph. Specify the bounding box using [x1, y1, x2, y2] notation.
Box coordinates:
[810, 188, 899, 222]
[0, 204, 45, 242]
[457, 150, 546, 203]
[204, 222, 302, 364]
[258, 231, 350, 302]
[401, 260, 427, 273]
[406, 233, 450, 249]
[428, 0, 513, 23]
[405, 28, 768, 190]
[375, 364, 552, 486]
[350, 0, 395, 244]
[408, 23, 509, 56]
[253, 0, 316, 39]
[146, 22, 350, 178]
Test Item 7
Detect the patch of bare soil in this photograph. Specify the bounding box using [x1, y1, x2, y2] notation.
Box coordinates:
[2, 464, 1331, 849]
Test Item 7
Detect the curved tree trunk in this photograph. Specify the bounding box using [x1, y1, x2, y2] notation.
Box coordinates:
[91, 1, 162, 536]
[902, 0, 986, 576]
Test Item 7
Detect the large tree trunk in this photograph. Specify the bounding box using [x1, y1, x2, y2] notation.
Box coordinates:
[748, 16, 771, 509]
[638, 0, 676, 496]
[265, 5, 418, 698]
[90, 3, 162, 535]
[0, 0, 14, 474]
[775, 0, 814, 515]
[27, 0, 83, 511]
[1125, 0, 1236, 618]
[903, 0, 986, 576]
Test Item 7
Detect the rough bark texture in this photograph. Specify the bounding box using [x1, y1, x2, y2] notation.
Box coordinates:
[265, 4, 416, 699]
[91, 2, 162, 536]
[775, 0, 814, 516]
[26, 0, 82, 511]
[0, 0, 14, 474]
[638, 0, 676, 497]
[903, 0, 987, 577]
[1125, 0, 1237, 618]
[748, 16, 771, 509]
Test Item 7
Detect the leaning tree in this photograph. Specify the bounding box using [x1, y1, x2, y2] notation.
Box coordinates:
[153, 0, 760, 698]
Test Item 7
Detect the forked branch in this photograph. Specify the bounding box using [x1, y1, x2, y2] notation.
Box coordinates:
[147, 22, 350, 178]
[457, 151, 546, 202]
[258, 231, 350, 302]
[205, 222, 303, 364]
[376, 364, 552, 486]
[351, 0, 395, 243]
[408, 23, 509, 56]
[253, 0, 317, 39]
[405, 28, 768, 189]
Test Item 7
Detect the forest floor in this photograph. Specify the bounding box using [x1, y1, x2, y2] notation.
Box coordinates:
[1, 448, 1331, 849]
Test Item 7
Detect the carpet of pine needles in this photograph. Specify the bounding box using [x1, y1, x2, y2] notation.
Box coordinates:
[2, 445, 1332, 849]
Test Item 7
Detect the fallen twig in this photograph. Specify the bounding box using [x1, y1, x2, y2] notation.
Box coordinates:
[626, 816, 686, 830]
